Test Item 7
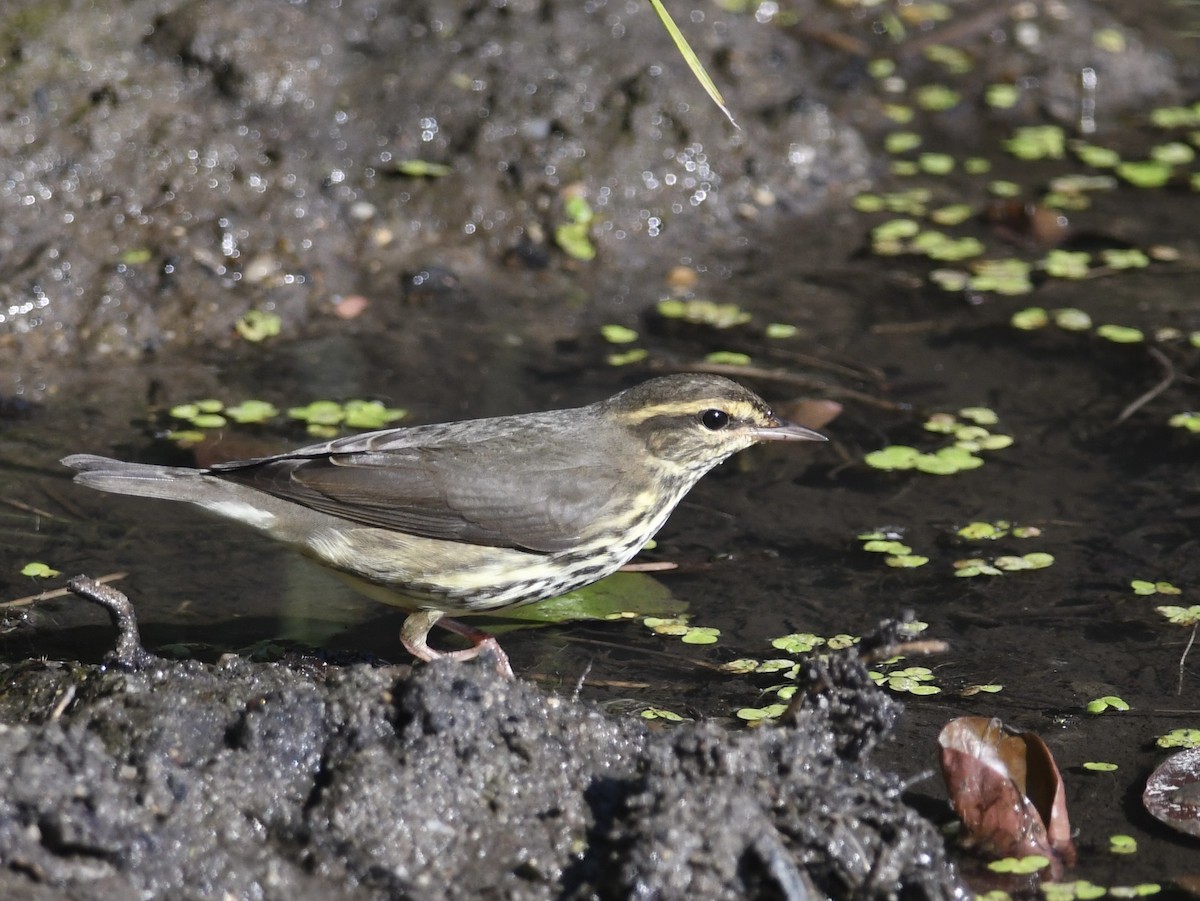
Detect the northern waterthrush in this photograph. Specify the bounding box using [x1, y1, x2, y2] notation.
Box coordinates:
[63, 373, 825, 675]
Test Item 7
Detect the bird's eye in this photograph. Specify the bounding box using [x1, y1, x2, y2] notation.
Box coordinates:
[700, 409, 730, 431]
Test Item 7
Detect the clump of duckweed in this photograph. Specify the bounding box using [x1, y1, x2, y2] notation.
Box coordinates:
[865, 408, 1013, 476]
[21, 562, 60, 579]
[857, 528, 929, 568]
[1168, 411, 1200, 433]
[869, 662, 941, 695]
[953, 553, 1054, 578]
[656, 297, 752, 328]
[1086, 695, 1130, 714]
[729, 629, 864, 722]
[642, 615, 720, 645]
[1156, 728, 1200, 749]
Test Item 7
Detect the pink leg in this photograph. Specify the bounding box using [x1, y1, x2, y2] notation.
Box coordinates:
[400, 610, 514, 678]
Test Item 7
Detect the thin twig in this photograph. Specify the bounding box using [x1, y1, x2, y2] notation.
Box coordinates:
[1178, 623, 1196, 697]
[618, 561, 679, 573]
[861, 638, 950, 666]
[0, 497, 69, 522]
[895, 2, 1022, 58]
[1113, 345, 1176, 426]
[768, 348, 889, 386]
[1, 571, 128, 609]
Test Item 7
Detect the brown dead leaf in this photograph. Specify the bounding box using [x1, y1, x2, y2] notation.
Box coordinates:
[938, 716, 1075, 871]
[1144, 747, 1200, 839]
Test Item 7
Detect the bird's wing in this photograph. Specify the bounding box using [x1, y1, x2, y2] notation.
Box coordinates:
[210, 424, 634, 553]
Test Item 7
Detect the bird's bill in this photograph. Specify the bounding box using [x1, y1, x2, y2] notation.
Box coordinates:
[750, 420, 828, 442]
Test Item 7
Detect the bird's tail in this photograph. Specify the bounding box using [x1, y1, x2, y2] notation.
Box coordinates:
[61, 454, 216, 504]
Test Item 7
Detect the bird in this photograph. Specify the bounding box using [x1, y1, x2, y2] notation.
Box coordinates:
[62, 373, 826, 676]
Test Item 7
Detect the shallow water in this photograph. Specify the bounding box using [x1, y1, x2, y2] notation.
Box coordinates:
[6, 191, 1198, 891]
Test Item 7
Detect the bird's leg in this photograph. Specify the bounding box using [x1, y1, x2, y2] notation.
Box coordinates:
[400, 610, 514, 679]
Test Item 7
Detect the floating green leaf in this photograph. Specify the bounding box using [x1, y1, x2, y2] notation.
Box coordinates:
[1041, 881, 1108, 901]
[1086, 695, 1130, 714]
[1150, 141, 1195, 165]
[680, 626, 720, 645]
[923, 44, 972, 74]
[985, 83, 1018, 109]
[120, 248, 153, 265]
[601, 324, 638, 344]
[607, 348, 648, 367]
[852, 193, 885, 213]
[487, 572, 683, 630]
[1053, 308, 1093, 331]
[1156, 728, 1200, 749]
[872, 218, 921, 241]
[225, 400, 280, 424]
[862, 540, 911, 555]
[735, 704, 787, 722]
[21, 562, 60, 579]
[1100, 248, 1150, 270]
[1109, 834, 1137, 854]
[1043, 250, 1090, 279]
[971, 258, 1032, 295]
[1093, 27, 1126, 53]
[1096, 324, 1144, 344]
[1071, 142, 1122, 168]
[885, 131, 922, 154]
[1082, 761, 1118, 772]
[959, 407, 999, 426]
[1151, 105, 1200, 129]
[986, 855, 1050, 874]
[1132, 580, 1181, 595]
[641, 707, 685, 722]
[765, 323, 798, 339]
[962, 683, 1004, 695]
[864, 445, 921, 471]
[1169, 411, 1200, 432]
[1005, 125, 1065, 160]
[656, 298, 752, 328]
[343, 400, 407, 429]
[958, 521, 1005, 540]
[872, 665, 941, 695]
[1156, 605, 1200, 626]
[771, 633, 825, 655]
[918, 153, 955, 175]
[929, 269, 969, 291]
[288, 400, 345, 426]
[704, 351, 751, 366]
[1116, 160, 1172, 188]
[235, 309, 282, 343]
[929, 204, 974, 226]
[394, 160, 452, 177]
[555, 222, 596, 261]
[1107, 885, 1161, 898]
[915, 84, 961, 111]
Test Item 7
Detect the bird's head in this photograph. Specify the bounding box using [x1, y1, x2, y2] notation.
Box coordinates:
[602, 374, 826, 473]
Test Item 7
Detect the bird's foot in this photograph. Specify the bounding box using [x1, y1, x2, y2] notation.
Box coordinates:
[401, 610, 514, 679]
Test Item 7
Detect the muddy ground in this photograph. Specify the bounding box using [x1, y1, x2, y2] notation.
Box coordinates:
[2, 0, 1199, 897]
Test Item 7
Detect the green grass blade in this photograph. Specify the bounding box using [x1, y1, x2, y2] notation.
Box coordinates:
[647, 0, 739, 128]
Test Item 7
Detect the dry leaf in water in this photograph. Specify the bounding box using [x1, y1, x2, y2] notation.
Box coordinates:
[938, 716, 1076, 870]
[1144, 747, 1200, 839]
